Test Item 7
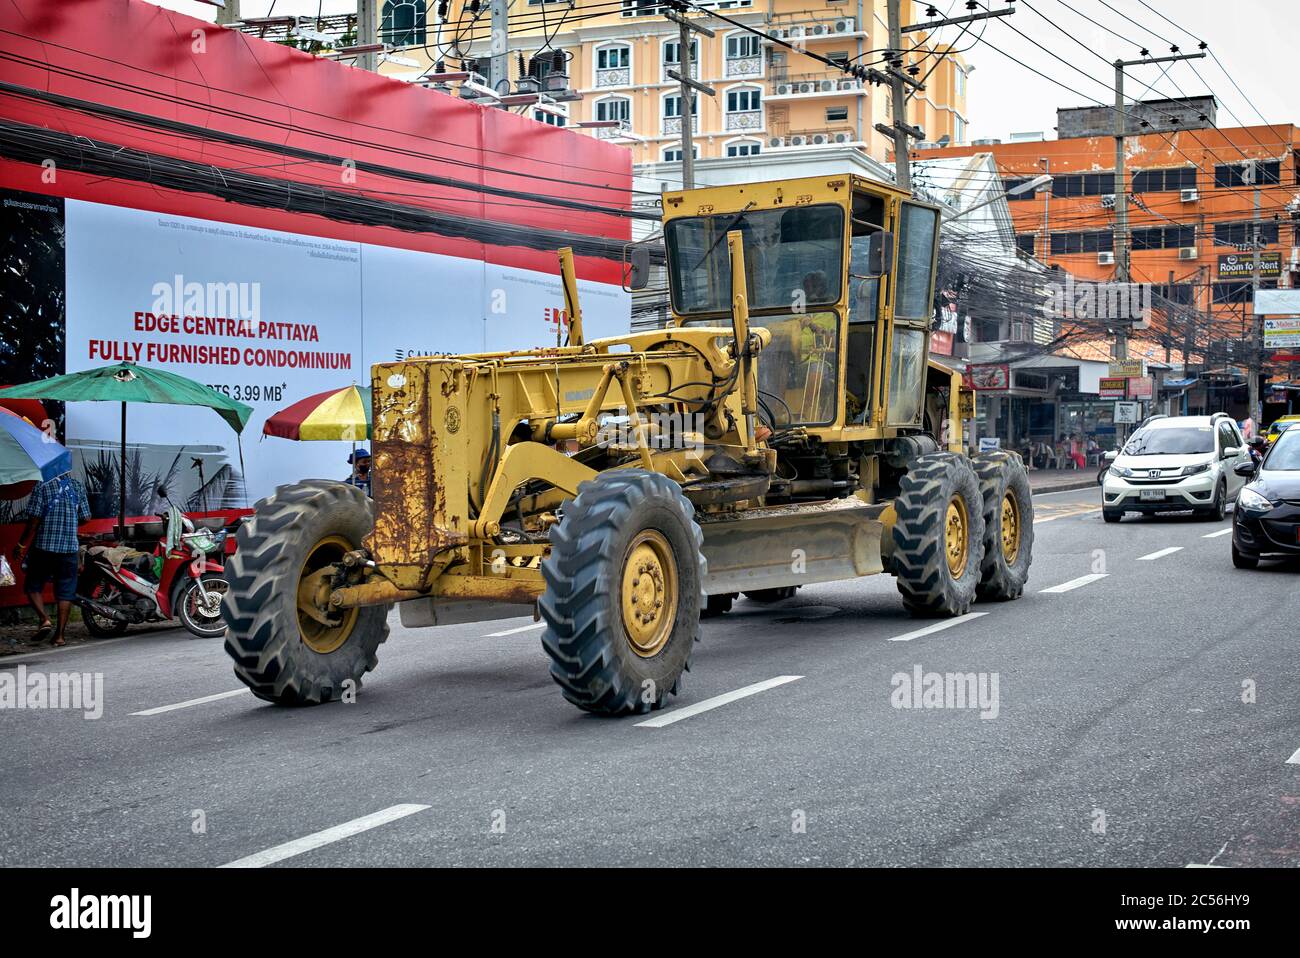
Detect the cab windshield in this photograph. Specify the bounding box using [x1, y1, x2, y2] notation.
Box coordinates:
[664, 204, 845, 316]
[1123, 426, 1215, 456]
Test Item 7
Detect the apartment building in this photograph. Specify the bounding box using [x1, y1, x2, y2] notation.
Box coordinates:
[375, 1, 970, 167]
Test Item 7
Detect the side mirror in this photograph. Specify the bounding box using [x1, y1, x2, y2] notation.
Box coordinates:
[1221, 446, 1240, 459]
[625, 244, 651, 291]
[866, 229, 894, 277]
[1103, 450, 1118, 462]
[1234, 461, 1258, 477]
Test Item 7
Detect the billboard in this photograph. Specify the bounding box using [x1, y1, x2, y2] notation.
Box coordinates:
[5, 190, 629, 516]
[1217, 252, 1282, 280]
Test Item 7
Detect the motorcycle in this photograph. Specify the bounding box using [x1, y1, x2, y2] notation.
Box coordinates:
[76, 505, 230, 639]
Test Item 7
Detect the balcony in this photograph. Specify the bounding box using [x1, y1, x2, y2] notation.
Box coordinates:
[662, 115, 700, 135]
[769, 74, 865, 99]
[661, 61, 699, 84]
[764, 13, 866, 43]
[724, 110, 763, 132]
[595, 67, 631, 88]
[724, 55, 763, 78]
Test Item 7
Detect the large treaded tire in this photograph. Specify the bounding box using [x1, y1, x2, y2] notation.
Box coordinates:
[539, 470, 705, 716]
[972, 451, 1034, 600]
[222, 481, 391, 705]
[892, 452, 986, 618]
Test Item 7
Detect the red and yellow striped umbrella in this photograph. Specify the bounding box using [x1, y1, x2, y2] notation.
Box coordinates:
[263, 385, 372, 442]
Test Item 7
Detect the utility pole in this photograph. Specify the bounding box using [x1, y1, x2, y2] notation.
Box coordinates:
[665, 7, 716, 191]
[1111, 52, 1205, 362]
[880, 2, 1014, 192]
[357, 0, 378, 72]
[215, 0, 239, 26]
[489, 0, 510, 94]
[1248, 164, 1263, 426]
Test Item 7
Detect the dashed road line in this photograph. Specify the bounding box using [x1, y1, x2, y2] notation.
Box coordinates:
[131, 689, 248, 716]
[888, 612, 988, 642]
[1034, 506, 1101, 523]
[1202, 528, 1234, 539]
[1286, 746, 1300, 765]
[1039, 573, 1109, 594]
[220, 804, 431, 868]
[485, 622, 545, 637]
[1137, 546, 1184, 561]
[635, 675, 803, 728]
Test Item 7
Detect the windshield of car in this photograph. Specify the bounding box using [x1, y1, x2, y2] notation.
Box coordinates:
[1122, 425, 1215, 456]
[665, 204, 844, 316]
[1263, 429, 1300, 470]
[1271, 420, 1295, 435]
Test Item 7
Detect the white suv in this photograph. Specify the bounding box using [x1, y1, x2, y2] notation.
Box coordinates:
[1102, 414, 1251, 522]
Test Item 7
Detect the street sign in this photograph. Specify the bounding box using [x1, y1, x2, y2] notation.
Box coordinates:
[1127, 376, 1153, 400]
[1108, 358, 1144, 377]
[1263, 317, 1300, 349]
[1218, 252, 1282, 279]
[1114, 401, 1139, 424]
[978, 437, 1001, 452]
[1099, 377, 1127, 398]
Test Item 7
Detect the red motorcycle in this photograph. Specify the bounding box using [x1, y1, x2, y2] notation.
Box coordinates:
[77, 507, 230, 639]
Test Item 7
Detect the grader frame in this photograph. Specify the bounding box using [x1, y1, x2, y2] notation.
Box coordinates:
[222, 173, 1034, 712]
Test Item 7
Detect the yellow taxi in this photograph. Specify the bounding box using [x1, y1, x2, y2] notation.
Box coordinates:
[1265, 414, 1300, 444]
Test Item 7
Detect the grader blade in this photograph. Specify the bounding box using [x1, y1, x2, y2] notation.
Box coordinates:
[697, 499, 886, 595]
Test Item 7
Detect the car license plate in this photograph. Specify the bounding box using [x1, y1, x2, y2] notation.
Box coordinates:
[1139, 489, 1165, 501]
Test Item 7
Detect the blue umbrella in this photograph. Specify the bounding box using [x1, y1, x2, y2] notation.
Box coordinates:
[0, 410, 72, 485]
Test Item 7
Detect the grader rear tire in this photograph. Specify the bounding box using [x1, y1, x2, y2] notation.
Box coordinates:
[540, 470, 705, 715]
[972, 451, 1034, 600]
[222, 481, 391, 705]
[892, 452, 986, 618]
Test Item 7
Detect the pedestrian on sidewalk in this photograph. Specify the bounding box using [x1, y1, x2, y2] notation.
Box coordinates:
[12, 471, 91, 647]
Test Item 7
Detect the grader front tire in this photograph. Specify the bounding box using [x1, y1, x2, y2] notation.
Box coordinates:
[539, 470, 705, 716]
[222, 481, 391, 705]
[972, 451, 1034, 600]
[892, 453, 986, 618]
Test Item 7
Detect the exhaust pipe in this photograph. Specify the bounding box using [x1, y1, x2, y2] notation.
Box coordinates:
[75, 595, 131, 623]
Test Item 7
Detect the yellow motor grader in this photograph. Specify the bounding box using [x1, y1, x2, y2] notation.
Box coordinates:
[222, 173, 1033, 713]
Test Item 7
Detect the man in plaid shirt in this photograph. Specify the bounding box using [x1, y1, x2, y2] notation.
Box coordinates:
[13, 472, 91, 647]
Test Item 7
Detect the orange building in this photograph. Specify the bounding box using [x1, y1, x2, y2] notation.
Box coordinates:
[914, 119, 1300, 372]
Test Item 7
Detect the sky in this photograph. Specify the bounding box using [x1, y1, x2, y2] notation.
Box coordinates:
[150, 1, 1297, 142]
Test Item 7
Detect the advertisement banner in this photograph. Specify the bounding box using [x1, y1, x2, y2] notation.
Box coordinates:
[969, 363, 1010, 391]
[1108, 359, 1143, 377]
[8, 192, 630, 516]
[1263, 317, 1300, 349]
[1126, 377, 1153, 400]
[1218, 252, 1281, 280]
[1099, 377, 1127, 399]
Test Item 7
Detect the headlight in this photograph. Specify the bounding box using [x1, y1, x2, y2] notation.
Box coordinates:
[1110, 465, 1134, 478]
[1237, 487, 1275, 512]
[1180, 463, 1210, 476]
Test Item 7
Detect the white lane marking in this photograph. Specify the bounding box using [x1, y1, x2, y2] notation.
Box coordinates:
[220, 804, 431, 868]
[635, 675, 803, 728]
[130, 689, 248, 716]
[889, 612, 988, 642]
[1137, 546, 1183, 561]
[1202, 527, 1234, 539]
[1034, 509, 1101, 524]
[1031, 486, 1102, 498]
[485, 621, 545, 637]
[1286, 746, 1300, 765]
[1185, 863, 1225, 868]
[1039, 573, 1108, 594]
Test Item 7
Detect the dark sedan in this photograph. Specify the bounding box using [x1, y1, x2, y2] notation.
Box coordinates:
[1232, 427, 1300, 568]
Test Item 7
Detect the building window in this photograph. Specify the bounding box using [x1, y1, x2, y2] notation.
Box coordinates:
[624, 0, 750, 13]
[663, 37, 700, 77]
[663, 92, 698, 118]
[726, 34, 760, 59]
[726, 139, 761, 157]
[826, 51, 850, 67]
[380, 0, 426, 47]
[724, 86, 762, 131]
[663, 146, 699, 162]
[1051, 172, 1116, 197]
[1214, 160, 1281, 188]
[1049, 230, 1113, 255]
[825, 106, 849, 123]
[1214, 220, 1279, 248]
[1130, 224, 1196, 250]
[956, 67, 966, 97]
[1132, 167, 1198, 193]
[954, 116, 965, 144]
[1015, 234, 1036, 255]
[533, 109, 567, 127]
[597, 45, 630, 70]
[595, 96, 631, 124]
[1213, 280, 1276, 304]
[1153, 283, 1195, 305]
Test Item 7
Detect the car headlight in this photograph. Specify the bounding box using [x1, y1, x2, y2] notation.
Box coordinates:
[1237, 487, 1275, 512]
[1181, 463, 1210, 476]
[1109, 465, 1134, 478]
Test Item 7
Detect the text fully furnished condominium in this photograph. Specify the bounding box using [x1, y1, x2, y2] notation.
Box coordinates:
[375, 1, 971, 164]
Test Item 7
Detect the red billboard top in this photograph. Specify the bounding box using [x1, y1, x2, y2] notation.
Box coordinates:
[0, 0, 633, 284]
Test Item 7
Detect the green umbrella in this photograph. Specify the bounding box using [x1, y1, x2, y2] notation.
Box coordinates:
[0, 362, 253, 536]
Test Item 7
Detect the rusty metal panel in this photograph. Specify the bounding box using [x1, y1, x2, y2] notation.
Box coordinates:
[368, 361, 468, 589]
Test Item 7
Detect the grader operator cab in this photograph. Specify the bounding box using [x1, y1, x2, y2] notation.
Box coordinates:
[223, 173, 1033, 714]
